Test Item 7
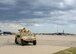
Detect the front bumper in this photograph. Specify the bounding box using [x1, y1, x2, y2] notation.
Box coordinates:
[21, 37, 36, 41]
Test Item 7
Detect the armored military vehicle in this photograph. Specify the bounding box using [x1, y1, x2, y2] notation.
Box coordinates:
[15, 28, 36, 46]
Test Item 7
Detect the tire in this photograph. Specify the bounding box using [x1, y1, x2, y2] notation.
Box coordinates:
[33, 40, 36, 45]
[15, 38, 18, 44]
[21, 39, 24, 46]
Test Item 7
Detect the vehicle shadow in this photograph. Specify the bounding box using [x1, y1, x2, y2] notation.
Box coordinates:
[7, 43, 35, 46]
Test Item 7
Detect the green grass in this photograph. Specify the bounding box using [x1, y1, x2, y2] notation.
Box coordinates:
[54, 47, 76, 54]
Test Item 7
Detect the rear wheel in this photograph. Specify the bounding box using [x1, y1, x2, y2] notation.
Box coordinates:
[21, 39, 24, 46]
[33, 40, 36, 45]
[15, 38, 18, 44]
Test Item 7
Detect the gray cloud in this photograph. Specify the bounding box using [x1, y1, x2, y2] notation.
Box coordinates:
[0, 0, 16, 5]
[0, 0, 76, 28]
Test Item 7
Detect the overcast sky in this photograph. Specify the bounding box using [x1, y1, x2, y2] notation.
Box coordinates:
[0, 0, 76, 33]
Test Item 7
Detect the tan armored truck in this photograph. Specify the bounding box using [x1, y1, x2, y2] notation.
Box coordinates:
[15, 28, 36, 46]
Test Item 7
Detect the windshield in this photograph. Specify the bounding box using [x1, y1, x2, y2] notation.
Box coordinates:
[23, 34, 34, 36]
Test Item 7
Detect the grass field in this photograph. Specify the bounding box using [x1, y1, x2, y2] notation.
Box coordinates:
[54, 47, 76, 54]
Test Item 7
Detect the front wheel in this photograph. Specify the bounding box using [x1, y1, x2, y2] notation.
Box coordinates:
[21, 39, 24, 46]
[33, 40, 36, 45]
[15, 38, 18, 44]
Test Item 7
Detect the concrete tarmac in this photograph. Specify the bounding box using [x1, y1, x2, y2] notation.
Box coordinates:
[0, 35, 75, 54]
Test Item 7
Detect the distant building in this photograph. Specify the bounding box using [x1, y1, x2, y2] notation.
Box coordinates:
[3, 32, 12, 35]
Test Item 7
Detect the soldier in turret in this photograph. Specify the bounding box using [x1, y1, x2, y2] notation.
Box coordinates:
[27, 30, 32, 34]
[19, 28, 27, 35]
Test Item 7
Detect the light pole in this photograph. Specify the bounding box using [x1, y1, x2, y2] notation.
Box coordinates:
[57, 24, 58, 33]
